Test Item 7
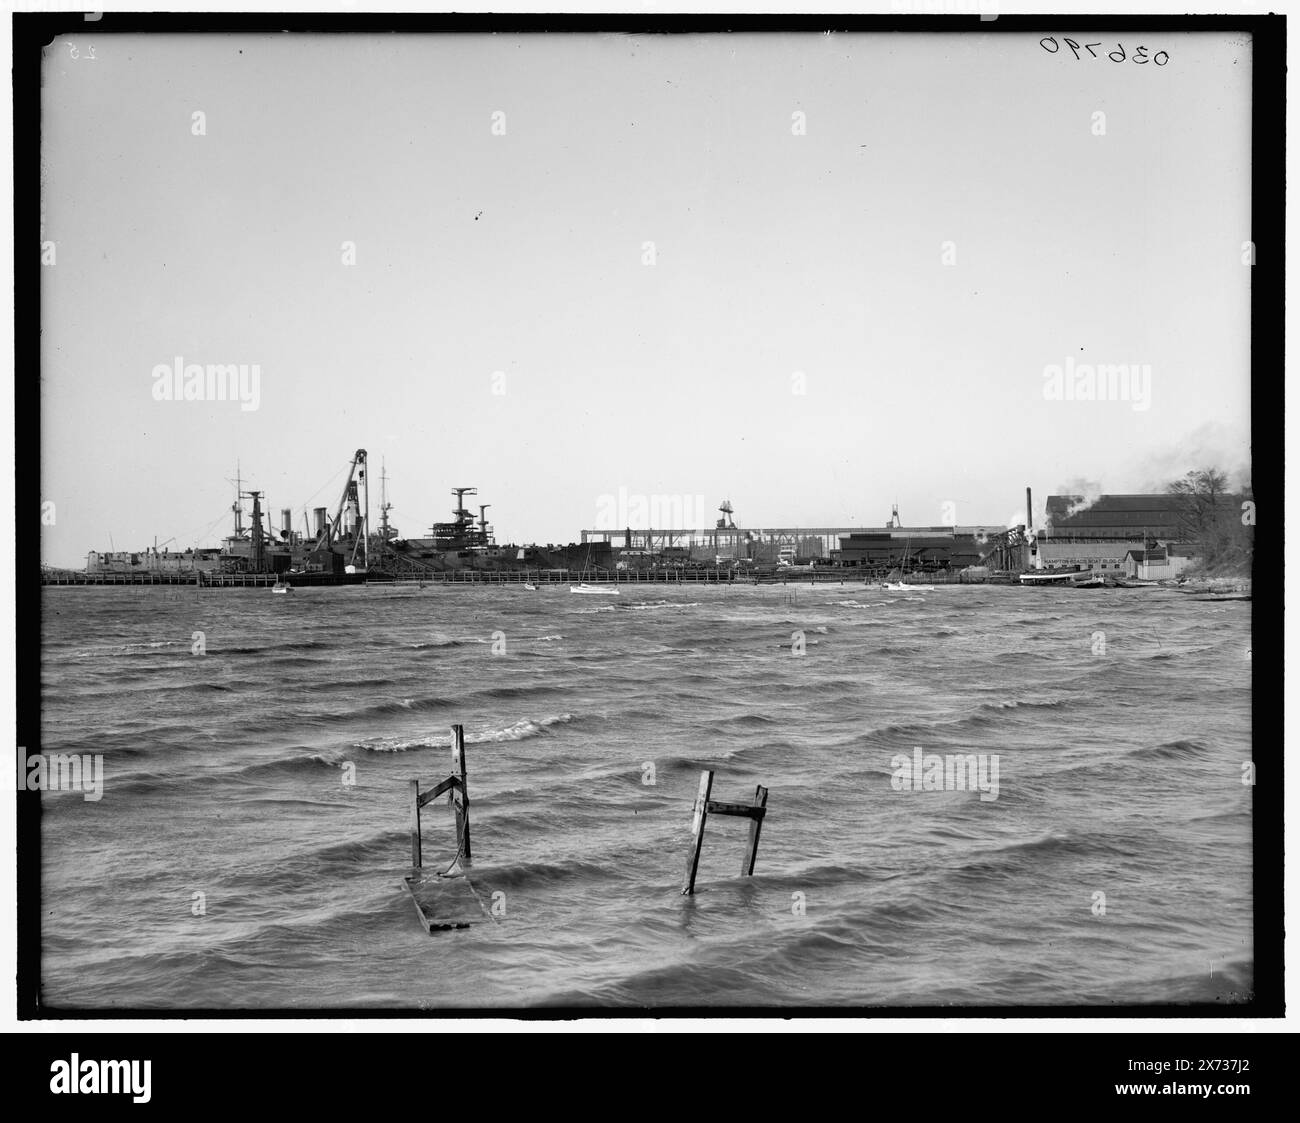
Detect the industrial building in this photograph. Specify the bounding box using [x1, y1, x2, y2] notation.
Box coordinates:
[833, 529, 994, 572]
[1034, 540, 1147, 576]
[1039, 494, 1192, 541]
[584, 501, 1008, 571]
[1123, 545, 1200, 581]
[1026, 494, 1205, 576]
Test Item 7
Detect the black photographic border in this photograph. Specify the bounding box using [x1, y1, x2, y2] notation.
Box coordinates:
[14, 9, 1282, 1025]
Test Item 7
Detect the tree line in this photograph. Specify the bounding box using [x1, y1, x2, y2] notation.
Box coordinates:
[1166, 469, 1253, 574]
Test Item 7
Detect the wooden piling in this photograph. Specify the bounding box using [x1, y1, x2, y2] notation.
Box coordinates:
[408, 779, 422, 868]
[451, 723, 470, 862]
[403, 727, 491, 932]
[682, 770, 769, 894]
[682, 770, 714, 895]
[742, 785, 768, 876]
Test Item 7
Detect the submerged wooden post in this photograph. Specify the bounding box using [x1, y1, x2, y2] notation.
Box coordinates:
[403, 725, 490, 933]
[742, 785, 768, 876]
[408, 779, 422, 868]
[682, 771, 769, 894]
[682, 770, 714, 895]
[451, 724, 471, 862]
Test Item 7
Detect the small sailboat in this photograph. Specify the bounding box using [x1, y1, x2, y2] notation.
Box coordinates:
[884, 536, 934, 591]
[271, 578, 292, 594]
[523, 583, 538, 591]
[570, 583, 618, 595]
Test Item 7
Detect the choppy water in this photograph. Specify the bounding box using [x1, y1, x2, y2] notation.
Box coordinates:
[39, 582, 1253, 1008]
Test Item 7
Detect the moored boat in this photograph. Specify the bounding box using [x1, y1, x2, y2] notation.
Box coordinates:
[1020, 569, 1106, 588]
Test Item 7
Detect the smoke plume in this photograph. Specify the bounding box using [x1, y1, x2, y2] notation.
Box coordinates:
[1047, 478, 1104, 526]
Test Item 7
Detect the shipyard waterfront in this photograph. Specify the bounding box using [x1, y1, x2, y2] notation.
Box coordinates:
[39, 581, 1252, 1007]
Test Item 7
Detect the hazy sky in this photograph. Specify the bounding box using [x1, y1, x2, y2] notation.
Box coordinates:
[40, 31, 1251, 567]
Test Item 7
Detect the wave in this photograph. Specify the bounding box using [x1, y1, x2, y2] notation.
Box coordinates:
[702, 712, 780, 731]
[978, 699, 1067, 714]
[230, 753, 343, 781]
[627, 602, 703, 611]
[295, 676, 406, 694]
[1128, 738, 1210, 760]
[300, 694, 456, 726]
[862, 699, 1073, 743]
[65, 640, 183, 658]
[947, 831, 1143, 879]
[647, 751, 745, 777]
[216, 641, 330, 656]
[471, 713, 573, 743]
[474, 684, 563, 701]
[483, 857, 617, 890]
[356, 713, 574, 753]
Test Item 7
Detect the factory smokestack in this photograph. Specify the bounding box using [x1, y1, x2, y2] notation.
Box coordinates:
[1026, 487, 1033, 532]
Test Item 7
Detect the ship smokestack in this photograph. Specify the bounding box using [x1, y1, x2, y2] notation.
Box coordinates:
[281, 508, 292, 538]
[314, 507, 327, 537]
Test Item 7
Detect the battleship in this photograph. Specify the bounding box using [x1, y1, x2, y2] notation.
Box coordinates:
[73, 449, 628, 586]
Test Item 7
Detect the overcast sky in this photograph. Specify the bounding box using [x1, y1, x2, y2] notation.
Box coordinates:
[40, 30, 1251, 566]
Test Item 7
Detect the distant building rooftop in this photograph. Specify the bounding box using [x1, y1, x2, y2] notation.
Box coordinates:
[1043, 494, 1191, 539]
[1039, 541, 1145, 560]
[1124, 548, 1169, 563]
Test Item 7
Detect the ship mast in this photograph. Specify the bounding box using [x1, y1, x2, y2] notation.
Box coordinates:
[380, 459, 392, 541]
[227, 461, 245, 538]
